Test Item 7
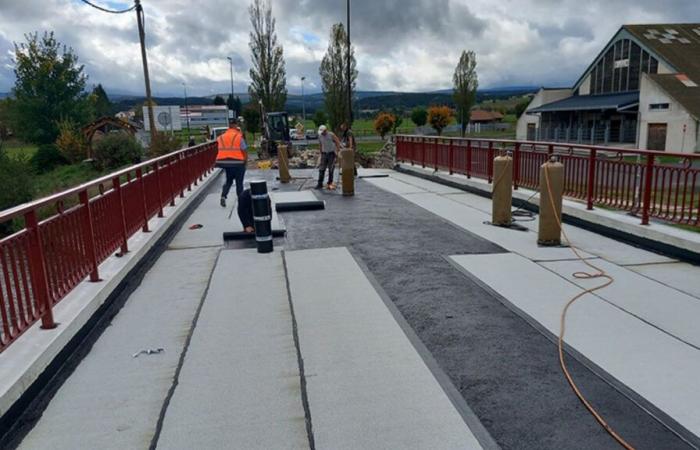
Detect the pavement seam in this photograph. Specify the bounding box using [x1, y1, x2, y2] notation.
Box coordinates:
[148, 248, 223, 450]
[445, 255, 699, 449]
[281, 250, 316, 450]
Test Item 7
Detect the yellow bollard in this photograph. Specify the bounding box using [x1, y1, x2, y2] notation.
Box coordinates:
[341, 149, 355, 196]
[278, 144, 291, 183]
[538, 157, 564, 246]
[492, 155, 513, 226]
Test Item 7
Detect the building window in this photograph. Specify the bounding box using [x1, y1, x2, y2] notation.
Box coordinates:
[649, 103, 670, 111]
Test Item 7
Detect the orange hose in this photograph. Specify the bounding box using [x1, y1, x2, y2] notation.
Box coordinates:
[542, 163, 636, 450]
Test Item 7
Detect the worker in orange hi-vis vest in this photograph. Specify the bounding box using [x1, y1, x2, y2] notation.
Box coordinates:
[215, 117, 248, 207]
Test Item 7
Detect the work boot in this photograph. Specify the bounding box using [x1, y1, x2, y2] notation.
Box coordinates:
[315, 183, 323, 190]
[220, 197, 226, 207]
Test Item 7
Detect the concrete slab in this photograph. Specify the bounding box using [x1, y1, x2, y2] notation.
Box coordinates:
[628, 262, 700, 300]
[444, 192, 675, 266]
[363, 176, 427, 195]
[271, 190, 320, 205]
[539, 259, 700, 348]
[169, 192, 236, 249]
[398, 191, 594, 261]
[155, 249, 308, 450]
[389, 172, 464, 194]
[17, 247, 220, 450]
[450, 253, 700, 440]
[285, 247, 483, 450]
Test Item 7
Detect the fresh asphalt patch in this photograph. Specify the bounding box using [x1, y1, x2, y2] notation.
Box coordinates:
[281, 179, 692, 450]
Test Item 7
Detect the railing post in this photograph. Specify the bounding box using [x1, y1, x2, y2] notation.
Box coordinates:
[154, 161, 164, 218]
[466, 139, 472, 178]
[586, 149, 597, 210]
[136, 168, 150, 232]
[168, 158, 176, 207]
[24, 211, 56, 329]
[448, 139, 454, 175]
[641, 154, 654, 225]
[112, 176, 129, 255]
[78, 190, 101, 282]
[513, 142, 521, 190]
[178, 154, 186, 197]
[487, 141, 494, 183]
[421, 137, 426, 168]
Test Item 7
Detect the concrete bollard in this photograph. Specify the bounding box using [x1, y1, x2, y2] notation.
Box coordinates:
[538, 157, 564, 246]
[250, 180, 273, 253]
[278, 144, 291, 184]
[341, 149, 355, 196]
[492, 155, 513, 226]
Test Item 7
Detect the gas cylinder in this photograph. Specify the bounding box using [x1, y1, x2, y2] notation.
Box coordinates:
[278, 144, 291, 183]
[492, 155, 513, 226]
[538, 157, 564, 246]
[341, 149, 355, 196]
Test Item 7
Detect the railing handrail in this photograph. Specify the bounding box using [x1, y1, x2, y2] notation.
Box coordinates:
[0, 141, 216, 223]
[394, 135, 700, 160]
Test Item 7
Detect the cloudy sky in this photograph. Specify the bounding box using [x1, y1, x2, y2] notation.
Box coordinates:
[0, 0, 698, 97]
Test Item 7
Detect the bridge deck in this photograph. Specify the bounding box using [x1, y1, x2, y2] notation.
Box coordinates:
[11, 169, 700, 449]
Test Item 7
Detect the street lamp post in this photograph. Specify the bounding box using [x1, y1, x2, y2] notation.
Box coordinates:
[182, 82, 190, 136]
[347, 0, 352, 125]
[227, 56, 235, 117]
[301, 76, 306, 125]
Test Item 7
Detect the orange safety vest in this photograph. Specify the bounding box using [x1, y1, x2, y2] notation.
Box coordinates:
[216, 128, 246, 161]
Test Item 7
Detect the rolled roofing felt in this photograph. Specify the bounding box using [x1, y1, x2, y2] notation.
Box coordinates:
[223, 229, 286, 241]
[275, 201, 325, 212]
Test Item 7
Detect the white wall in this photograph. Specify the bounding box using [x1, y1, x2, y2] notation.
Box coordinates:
[578, 74, 591, 96]
[516, 88, 572, 140]
[638, 75, 698, 153]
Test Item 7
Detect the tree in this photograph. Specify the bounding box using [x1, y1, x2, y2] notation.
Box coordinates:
[392, 109, 404, 134]
[248, 0, 287, 111]
[90, 84, 111, 118]
[374, 112, 395, 139]
[320, 23, 357, 131]
[134, 99, 156, 123]
[453, 50, 478, 137]
[10, 32, 91, 144]
[55, 119, 87, 163]
[227, 95, 243, 115]
[312, 109, 327, 128]
[411, 107, 428, 127]
[213, 95, 226, 106]
[242, 104, 261, 142]
[0, 99, 10, 140]
[514, 97, 531, 118]
[428, 106, 453, 136]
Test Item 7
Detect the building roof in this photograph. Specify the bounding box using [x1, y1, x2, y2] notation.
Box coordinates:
[469, 110, 504, 122]
[528, 92, 639, 113]
[625, 24, 700, 83]
[647, 73, 700, 120]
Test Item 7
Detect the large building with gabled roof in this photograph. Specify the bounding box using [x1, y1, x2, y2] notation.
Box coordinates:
[517, 23, 700, 152]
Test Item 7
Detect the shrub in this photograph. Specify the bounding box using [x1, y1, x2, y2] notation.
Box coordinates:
[428, 106, 453, 136]
[93, 133, 143, 170]
[31, 143, 68, 173]
[373, 112, 395, 139]
[55, 120, 87, 163]
[149, 132, 181, 157]
[0, 153, 34, 235]
[411, 107, 428, 127]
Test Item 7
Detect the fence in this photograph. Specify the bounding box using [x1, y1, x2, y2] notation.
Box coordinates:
[0, 142, 217, 352]
[395, 135, 700, 227]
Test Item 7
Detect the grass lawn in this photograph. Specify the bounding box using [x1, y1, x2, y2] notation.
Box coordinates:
[2, 138, 38, 160]
[356, 141, 386, 155]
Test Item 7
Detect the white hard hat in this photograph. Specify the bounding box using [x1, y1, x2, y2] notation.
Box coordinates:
[318, 125, 327, 133]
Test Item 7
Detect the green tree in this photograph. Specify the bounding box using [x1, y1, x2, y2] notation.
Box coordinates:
[453, 50, 478, 137]
[0, 152, 33, 236]
[312, 109, 327, 128]
[227, 95, 243, 115]
[514, 97, 531, 118]
[10, 32, 91, 144]
[319, 23, 357, 131]
[248, 0, 287, 111]
[392, 109, 404, 134]
[0, 99, 10, 139]
[213, 95, 226, 106]
[411, 107, 428, 127]
[90, 83, 111, 118]
[242, 104, 261, 141]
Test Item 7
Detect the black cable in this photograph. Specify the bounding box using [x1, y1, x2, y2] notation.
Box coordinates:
[79, 0, 136, 14]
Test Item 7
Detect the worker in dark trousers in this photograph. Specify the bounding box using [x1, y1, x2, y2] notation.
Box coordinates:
[340, 122, 357, 176]
[216, 117, 248, 207]
[316, 125, 341, 190]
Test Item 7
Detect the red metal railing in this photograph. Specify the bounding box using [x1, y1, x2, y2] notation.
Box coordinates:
[0, 142, 217, 352]
[396, 135, 700, 227]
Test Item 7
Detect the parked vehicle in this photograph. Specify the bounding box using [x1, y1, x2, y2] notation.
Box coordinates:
[305, 129, 318, 140]
[209, 127, 228, 141]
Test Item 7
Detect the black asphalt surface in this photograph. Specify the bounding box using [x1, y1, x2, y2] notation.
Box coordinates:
[281, 178, 692, 450]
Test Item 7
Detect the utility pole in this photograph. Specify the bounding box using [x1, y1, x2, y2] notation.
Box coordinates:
[347, 0, 353, 125]
[301, 76, 306, 124]
[182, 82, 190, 135]
[227, 56, 235, 117]
[135, 0, 156, 143]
